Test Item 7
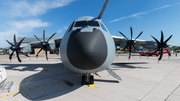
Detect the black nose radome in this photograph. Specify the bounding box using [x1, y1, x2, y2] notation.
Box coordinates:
[67, 29, 107, 70]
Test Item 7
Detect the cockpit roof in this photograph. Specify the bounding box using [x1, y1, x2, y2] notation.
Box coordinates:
[74, 16, 99, 22]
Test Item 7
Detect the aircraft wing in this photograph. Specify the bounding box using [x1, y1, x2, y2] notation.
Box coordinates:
[167, 43, 178, 47]
[19, 35, 176, 54]
[112, 35, 177, 52]
[112, 35, 146, 47]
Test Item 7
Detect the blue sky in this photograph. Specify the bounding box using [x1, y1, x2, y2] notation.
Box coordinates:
[0, 0, 180, 48]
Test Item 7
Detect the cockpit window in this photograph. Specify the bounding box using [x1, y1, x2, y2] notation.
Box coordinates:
[100, 22, 107, 32]
[88, 21, 99, 26]
[66, 21, 75, 32]
[74, 21, 100, 27]
[68, 22, 74, 32]
[74, 21, 87, 27]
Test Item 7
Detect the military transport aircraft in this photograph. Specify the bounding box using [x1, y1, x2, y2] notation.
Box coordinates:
[6, 0, 174, 85]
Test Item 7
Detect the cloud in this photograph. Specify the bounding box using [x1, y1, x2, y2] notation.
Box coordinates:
[56, 26, 68, 34]
[10, 19, 49, 33]
[0, 30, 18, 48]
[149, 5, 172, 12]
[64, 26, 68, 30]
[8, 0, 75, 17]
[110, 4, 172, 23]
[0, 0, 75, 48]
[0, 19, 50, 48]
[57, 29, 63, 33]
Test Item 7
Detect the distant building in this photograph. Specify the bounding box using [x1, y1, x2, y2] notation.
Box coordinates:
[0, 48, 8, 55]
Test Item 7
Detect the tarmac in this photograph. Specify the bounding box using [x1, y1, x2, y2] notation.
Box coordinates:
[0, 53, 180, 101]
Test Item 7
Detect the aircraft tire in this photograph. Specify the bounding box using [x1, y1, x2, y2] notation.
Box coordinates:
[90, 75, 94, 84]
[82, 75, 86, 85]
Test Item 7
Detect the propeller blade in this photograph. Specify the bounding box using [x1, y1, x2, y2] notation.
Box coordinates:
[47, 32, 56, 42]
[164, 35, 172, 43]
[33, 34, 41, 42]
[9, 51, 14, 60]
[118, 31, 128, 40]
[18, 37, 26, 46]
[117, 46, 128, 58]
[6, 39, 14, 46]
[14, 34, 17, 45]
[45, 48, 48, 60]
[151, 49, 158, 56]
[135, 31, 143, 40]
[130, 26, 133, 40]
[43, 29, 45, 42]
[117, 46, 127, 57]
[151, 35, 161, 45]
[133, 46, 141, 54]
[166, 49, 171, 57]
[20, 52, 29, 57]
[160, 30, 164, 43]
[120, 46, 128, 53]
[129, 46, 131, 59]
[36, 48, 43, 57]
[48, 46, 57, 55]
[158, 49, 163, 61]
[16, 51, 21, 62]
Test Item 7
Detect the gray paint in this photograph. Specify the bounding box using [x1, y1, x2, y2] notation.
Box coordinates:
[60, 17, 115, 73]
[67, 29, 107, 70]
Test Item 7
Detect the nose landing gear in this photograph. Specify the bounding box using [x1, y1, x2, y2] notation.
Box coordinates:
[81, 74, 94, 85]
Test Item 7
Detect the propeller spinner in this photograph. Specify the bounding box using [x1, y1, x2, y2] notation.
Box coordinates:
[33, 29, 57, 60]
[6, 34, 29, 62]
[118, 26, 143, 59]
[150, 30, 172, 61]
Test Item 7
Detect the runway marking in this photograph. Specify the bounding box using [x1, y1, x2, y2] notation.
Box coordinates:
[165, 84, 180, 101]
[140, 65, 180, 101]
[0, 66, 70, 99]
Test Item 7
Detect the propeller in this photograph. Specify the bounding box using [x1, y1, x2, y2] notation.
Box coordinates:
[150, 30, 172, 61]
[166, 49, 171, 59]
[6, 34, 29, 62]
[118, 26, 143, 59]
[33, 29, 57, 60]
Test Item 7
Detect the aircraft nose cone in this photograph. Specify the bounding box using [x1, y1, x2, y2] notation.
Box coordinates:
[67, 28, 107, 70]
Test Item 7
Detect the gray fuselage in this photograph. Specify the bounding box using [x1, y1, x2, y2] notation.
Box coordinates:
[60, 16, 115, 74]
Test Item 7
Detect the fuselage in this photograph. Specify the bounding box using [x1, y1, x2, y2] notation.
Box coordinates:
[60, 16, 115, 74]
